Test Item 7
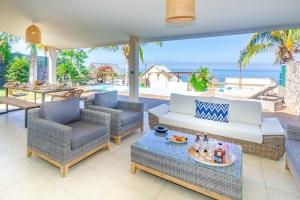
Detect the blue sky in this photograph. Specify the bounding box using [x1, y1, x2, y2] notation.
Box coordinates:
[12, 33, 279, 71]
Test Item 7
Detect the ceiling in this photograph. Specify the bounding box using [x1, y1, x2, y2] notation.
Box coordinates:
[0, 0, 299, 49]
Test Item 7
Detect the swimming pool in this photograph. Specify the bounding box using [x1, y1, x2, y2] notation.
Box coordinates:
[89, 84, 128, 93]
[90, 84, 115, 90]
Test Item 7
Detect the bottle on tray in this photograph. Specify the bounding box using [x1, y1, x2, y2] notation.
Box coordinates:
[214, 142, 226, 163]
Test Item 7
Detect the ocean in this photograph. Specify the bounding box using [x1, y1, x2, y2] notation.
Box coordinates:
[142, 62, 282, 83]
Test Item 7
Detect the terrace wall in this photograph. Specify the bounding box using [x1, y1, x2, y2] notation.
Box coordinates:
[285, 61, 300, 114]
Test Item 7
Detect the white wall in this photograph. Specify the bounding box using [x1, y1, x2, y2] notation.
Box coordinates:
[146, 67, 188, 91]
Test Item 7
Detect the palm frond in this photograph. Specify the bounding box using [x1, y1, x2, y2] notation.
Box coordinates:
[286, 30, 294, 51]
[248, 32, 283, 47]
[89, 45, 120, 53]
[138, 45, 144, 63]
[287, 29, 300, 50]
[238, 43, 275, 68]
[140, 41, 163, 47]
[154, 41, 163, 47]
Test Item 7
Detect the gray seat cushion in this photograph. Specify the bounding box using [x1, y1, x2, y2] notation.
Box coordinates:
[94, 90, 118, 109]
[286, 140, 300, 173]
[121, 110, 142, 126]
[67, 121, 107, 149]
[40, 98, 80, 124]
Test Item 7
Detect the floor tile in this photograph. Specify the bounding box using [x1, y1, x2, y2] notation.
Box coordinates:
[262, 164, 300, 197]
[155, 182, 212, 200]
[243, 161, 265, 185]
[267, 187, 300, 200]
[243, 180, 268, 200]
[0, 158, 44, 190]
[243, 153, 261, 167]
[100, 183, 153, 200]
[0, 174, 58, 200]
[121, 170, 166, 198]
[41, 188, 79, 200]
[60, 168, 115, 200]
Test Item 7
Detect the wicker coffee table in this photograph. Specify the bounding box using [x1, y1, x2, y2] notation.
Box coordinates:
[131, 130, 242, 200]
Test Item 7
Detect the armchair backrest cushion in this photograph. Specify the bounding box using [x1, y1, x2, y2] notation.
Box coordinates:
[170, 93, 262, 126]
[40, 98, 81, 124]
[94, 90, 118, 109]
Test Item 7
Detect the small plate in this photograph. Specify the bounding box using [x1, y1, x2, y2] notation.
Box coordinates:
[167, 135, 188, 144]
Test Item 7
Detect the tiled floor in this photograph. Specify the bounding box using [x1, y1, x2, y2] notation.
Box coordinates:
[0, 111, 299, 200]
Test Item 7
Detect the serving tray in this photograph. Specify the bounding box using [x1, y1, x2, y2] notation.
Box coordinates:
[188, 147, 235, 167]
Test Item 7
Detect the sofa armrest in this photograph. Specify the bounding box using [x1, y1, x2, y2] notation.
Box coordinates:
[261, 118, 285, 135]
[117, 100, 144, 112]
[86, 105, 122, 127]
[148, 104, 170, 117]
[287, 124, 300, 141]
[27, 118, 72, 164]
[84, 97, 94, 108]
[80, 109, 111, 128]
[27, 108, 41, 121]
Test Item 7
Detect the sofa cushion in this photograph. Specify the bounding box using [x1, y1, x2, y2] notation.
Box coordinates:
[159, 112, 263, 143]
[286, 139, 300, 177]
[121, 110, 143, 126]
[169, 93, 262, 126]
[94, 90, 118, 109]
[170, 93, 211, 115]
[209, 97, 262, 126]
[195, 100, 229, 122]
[40, 98, 80, 124]
[67, 121, 107, 149]
[261, 118, 285, 136]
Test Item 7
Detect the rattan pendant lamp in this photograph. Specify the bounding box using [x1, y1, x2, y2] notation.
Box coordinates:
[166, 0, 196, 23]
[26, 24, 41, 44]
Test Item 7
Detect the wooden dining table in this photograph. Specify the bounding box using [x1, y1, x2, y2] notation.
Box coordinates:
[1, 85, 76, 113]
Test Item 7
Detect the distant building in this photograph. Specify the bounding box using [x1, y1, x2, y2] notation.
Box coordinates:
[139, 65, 188, 91]
[87, 63, 124, 84]
[87, 63, 120, 79]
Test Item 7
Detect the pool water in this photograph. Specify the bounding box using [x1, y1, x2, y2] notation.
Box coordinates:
[90, 84, 115, 90]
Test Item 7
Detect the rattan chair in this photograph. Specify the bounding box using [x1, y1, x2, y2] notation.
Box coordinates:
[27, 98, 111, 176]
[84, 90, 144, 144]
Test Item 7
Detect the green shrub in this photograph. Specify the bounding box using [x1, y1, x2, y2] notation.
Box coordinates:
[5, 56, 29, 83]
[189, 67, 211, 92]
[57, 49, 90, 85]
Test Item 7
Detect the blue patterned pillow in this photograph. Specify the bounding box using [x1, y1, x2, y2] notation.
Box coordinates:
[195, 100, 229, 122]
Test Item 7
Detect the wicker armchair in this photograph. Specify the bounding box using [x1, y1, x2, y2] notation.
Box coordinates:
[85, 91, 144, 144]
[27, 100, 111, 177]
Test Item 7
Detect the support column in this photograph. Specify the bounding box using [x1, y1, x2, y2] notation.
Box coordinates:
[128, 36, 139, 102]
[47, 46, 57, 84]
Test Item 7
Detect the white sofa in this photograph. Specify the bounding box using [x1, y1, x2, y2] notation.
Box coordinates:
[148, 93, 286, 160]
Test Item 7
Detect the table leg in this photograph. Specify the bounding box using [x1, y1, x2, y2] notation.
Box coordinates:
[34, 92, 37, 103]
[25, 109, 28, 128]
[5, 88, 8, 112]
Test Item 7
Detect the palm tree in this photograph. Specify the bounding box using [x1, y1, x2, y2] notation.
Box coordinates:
[189, 67, 211, 92]
[238, 29, 300, 88]
[90, 42, 162, 85]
